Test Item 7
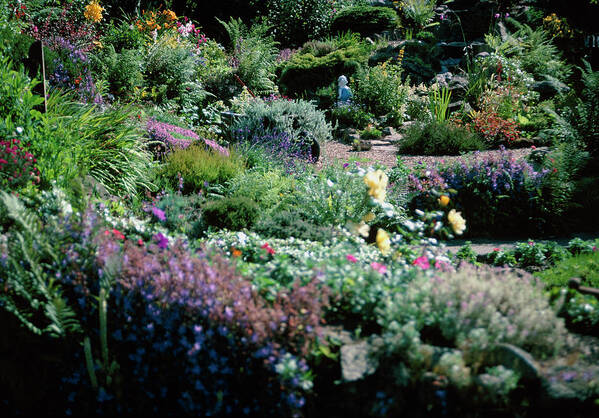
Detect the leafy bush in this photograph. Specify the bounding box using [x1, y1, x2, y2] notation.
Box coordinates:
[353, 59, 406, 123]
[572, 62, 599, 159]
[203, 196, 260, 231]
[0, 55, 44, 137]
[92, 45, 143, 99]
[150, 192, 203, 235]
[331, 5, 398, 36]
[398, 0, 435, 29]
[253, 209, 334, 241]
[227, 168, 294, 211]
[144, 33, 196, 103]
[278, 33, 370, 96]
[100, 20, 145, 52]
[264, 0, 336, 47]
[287, 164, 372, 226]
[330, 103, 373, 129]
[232, 98, 331, 150]
[399, 120, 486, 155]
[219, 18, 278, 96]
[360, 126, 382, 140]
[160, 145, 245, 194]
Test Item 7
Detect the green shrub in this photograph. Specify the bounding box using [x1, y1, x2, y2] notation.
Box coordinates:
[572, 62, 599, 159]
[278, 33, 370, 96]
[399, 120, 486, 155]
[152, 192, 203, 235]
[161, 145, 245, 194]
[330, 103, 373, 129]
[219, 18, 278, 96]
[331, 6, 398, 37]
[253, 208, 333, 241]
[0, 56, 44, 137]
[195, 39, 235, 99]
[263, 0, 336, 47]
[353, 59, 406, 123]
[227, 168, 294, 211]
[232, 98, 332, 148]
[399, 0, 435, 29]
[144, 34, 196, 103]
[92, 45, 143, 98]
[360, 126, 382, 140]
[101, 20, 146, 52]
[203, 196, 259, 231]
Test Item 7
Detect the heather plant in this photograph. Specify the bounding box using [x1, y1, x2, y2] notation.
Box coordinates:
[145, 118, 229, 158]
[398, 120, 486, 155]
[161, 145, 245, 194]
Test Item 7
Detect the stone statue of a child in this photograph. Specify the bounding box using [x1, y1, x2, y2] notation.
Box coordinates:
[338, 75, 353, 105]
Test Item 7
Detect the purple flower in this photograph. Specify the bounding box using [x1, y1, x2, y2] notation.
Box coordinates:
[153, 232, 169, 249]
[152, 206, 166, 222]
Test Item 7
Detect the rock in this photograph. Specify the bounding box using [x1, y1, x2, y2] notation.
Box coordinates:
[340, 340, 378, 381]
[382, 126, 396, 136]
[532, 79, 570, 100]
[447, 100, 472, 115]
[484, 343, 541, 381]
[440, 57, 463, 73]
[475, 51, 490, 60]
[352, 139, 373, 151]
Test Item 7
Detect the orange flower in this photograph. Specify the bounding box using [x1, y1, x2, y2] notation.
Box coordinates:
[231, 248, 242, 257]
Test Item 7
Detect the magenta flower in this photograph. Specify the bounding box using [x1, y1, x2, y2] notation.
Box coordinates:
[152, 206, 166, 222]
[371, 262, 387, 274]
[413, 255, 430, 270]
[153, 232, 169, 249]
[346, 254, 357, 263]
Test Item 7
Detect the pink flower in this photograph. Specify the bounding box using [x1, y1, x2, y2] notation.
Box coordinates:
[493, 247, 501, 252]
[346, 254, 357, 263]
[261, 243, 275, 255]
[371, 262, 387, 274]
[413, 255, 430, 270]
[593, 246, 597, 252]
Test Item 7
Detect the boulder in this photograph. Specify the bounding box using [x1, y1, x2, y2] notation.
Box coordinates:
[532, 79, 571, 100]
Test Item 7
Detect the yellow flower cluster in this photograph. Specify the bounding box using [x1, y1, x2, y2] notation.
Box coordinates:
[376, 229, 391, 255]
[543, 13, 573, 39]
[84, 1, 104, 23]
[438, 195, 450, 207]
[447, 209, 466, 235]
[364, 170, 388, 203]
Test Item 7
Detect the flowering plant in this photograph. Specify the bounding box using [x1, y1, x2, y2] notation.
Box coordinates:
[0, 138, 40, 189]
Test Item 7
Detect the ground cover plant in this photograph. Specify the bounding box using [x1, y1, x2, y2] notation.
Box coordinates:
[2, 1, 599, 416]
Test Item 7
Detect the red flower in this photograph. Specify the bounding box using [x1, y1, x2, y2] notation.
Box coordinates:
[261, 243, 275, 255]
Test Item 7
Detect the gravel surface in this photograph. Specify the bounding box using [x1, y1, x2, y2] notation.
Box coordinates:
[318, 138, 543, 170]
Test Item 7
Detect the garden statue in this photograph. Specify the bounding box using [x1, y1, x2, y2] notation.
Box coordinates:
[337, 75, 353, 106]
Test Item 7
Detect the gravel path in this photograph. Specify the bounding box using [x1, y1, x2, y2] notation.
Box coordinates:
[318, 134, 542, 170]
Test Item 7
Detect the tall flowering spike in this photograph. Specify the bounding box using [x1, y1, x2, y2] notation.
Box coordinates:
[84, 1, 104, 23]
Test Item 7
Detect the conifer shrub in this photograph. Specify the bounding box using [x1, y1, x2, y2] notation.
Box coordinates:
[331, 5, 398, 37]
[202, 196, 260, 231]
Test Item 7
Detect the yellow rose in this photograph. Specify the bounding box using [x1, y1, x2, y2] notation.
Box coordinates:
[376, 228, 391, 255]
[438, 195, 450, 207]
[364, 170, 388, 203]
[448, 209, 466, 235]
